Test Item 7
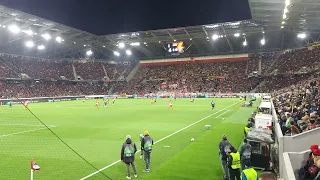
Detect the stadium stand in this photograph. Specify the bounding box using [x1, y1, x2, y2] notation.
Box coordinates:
[247, 52, 279, 75]
[74, 62, 106, 80]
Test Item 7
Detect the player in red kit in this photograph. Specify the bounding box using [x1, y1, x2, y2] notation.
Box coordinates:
[168, 100, 173, 110]
[24, 100, 29, 109]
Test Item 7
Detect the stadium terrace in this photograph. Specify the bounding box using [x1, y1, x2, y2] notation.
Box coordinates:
[0, 1, 320, 180]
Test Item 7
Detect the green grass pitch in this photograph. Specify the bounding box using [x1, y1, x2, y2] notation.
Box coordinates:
[0, 98, 257, 180]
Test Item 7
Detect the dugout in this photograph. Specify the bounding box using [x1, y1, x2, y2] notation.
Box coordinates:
[246, 128, 275, 170]
[259, 101, 272, 115]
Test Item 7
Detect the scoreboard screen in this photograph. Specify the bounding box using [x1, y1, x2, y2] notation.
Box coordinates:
[167, 41, 185, 55]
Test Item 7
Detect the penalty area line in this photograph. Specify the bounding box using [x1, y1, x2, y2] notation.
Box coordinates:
[79, 100, 241, 180]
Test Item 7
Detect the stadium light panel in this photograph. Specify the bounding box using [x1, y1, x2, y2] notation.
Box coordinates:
[281, 26, 284, 29]
[25, 41, 34, 48]
[282, 21, 285, 24]
[190, 38, 192, 40]
[8, 24, 21, 33]
[114, 51, 120, 56]
[212, 34, 219, 40]
[144, 42, 147, 45]
[285, 0, 290, 7]
[159, 41, 161, 43]
[130, 42, 140, 46]
[260, 38, 265, 45]
[243, 40, 247, 46]
[283, 14, 287, 19]
[56, 36, 63, 43]
[118, 42, 125, 48]
[41, 33, 51, 40]
[284, 8, 288, 14]
[297, 33, 307, 39]
[37, 45, 45, 50]
[126, 50, 132, 56]
[22, 29, 33, 36]
[86, 50, 93, 56]
[103, 45, 106, 47]
[234, 33, 240, 37]
[2, 25, 6, 28]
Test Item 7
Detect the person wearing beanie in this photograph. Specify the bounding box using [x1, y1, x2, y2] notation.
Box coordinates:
[141, 130, 153, 172]
[241, 161, 258, 180]
[120, 135, 137, 179]
[219, 134, 232, 180]
[227, 146, 241, 180]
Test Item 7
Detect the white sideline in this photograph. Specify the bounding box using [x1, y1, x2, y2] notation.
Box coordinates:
[80, 100, 241, 180]
[0, 124, 55, 127]
[0, 126, 55, 138]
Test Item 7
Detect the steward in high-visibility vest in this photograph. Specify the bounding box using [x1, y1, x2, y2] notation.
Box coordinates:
[241, 161, 258, 180]
[228, 146, 241, 180]
[244, 123, 252, 137]
[141, 130, 154, 172]
[121, 135, 138, 179]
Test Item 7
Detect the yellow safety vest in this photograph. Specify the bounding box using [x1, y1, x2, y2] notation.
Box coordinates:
[244, 127, 249, 134]
[230, 152, 241, 169]
[243, 167, 257, 180]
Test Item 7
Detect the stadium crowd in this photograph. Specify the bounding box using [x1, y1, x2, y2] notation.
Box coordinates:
[114, 61, 260, 95]
[247, 52, 278, 75]
[273, 77, 320, 136]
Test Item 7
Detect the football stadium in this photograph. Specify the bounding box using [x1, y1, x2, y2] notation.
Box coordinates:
[0, 0, 320, 180]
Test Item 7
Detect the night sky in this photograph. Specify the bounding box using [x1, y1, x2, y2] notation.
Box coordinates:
[0, 0, 251, 35]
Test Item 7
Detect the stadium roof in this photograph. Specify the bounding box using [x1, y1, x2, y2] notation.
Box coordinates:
[0, 1, 319, 61]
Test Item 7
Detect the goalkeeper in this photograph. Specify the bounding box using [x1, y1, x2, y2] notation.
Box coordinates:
[139, 134, 144, 159]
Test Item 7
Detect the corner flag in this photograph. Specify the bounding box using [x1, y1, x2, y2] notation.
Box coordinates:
[31, 158, 40, 180]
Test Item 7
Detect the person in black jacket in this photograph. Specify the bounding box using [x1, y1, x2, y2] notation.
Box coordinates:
[121, 135, 138, 179]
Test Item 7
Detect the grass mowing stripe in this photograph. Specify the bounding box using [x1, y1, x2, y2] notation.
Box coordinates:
[80, 100, 242, 180]
[0, 126, 55, 138]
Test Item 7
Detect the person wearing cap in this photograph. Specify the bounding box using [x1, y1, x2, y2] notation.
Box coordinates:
[240, 139, 252, 170]
[227, 146, 241, 180]
[241, 160, 258, 180]
[141, 130, 153, 172]
[219, 135, 232, 180]
[139, 134, 144, 159]
[298, 144, 319, 180]
[120, 135, 138, 179]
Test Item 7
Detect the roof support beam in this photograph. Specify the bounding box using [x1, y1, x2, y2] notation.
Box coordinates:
[222, 26, 234, 52]
[184, 28, 203, 54]
[39, 24, 55, 33]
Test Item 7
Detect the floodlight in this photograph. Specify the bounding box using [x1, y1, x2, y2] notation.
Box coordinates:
[159, 41, 161, 43]
[282, 21, 285, 24]
[8, 24, 20, 33]
[86, 50, 93, 56]
[285, 0, 290, 6]
[190, 38, 192, 40]
[297, 33, 307, 39]
[283, 14, 287, 19]
[25, 41, 34, 48]
[130, 42, 140, 46]
[144, 42, 147, 45]
[83, 44, 86, 47]
[260, 38, 265, 45]
[212, 34, 219, 40]
[118, 42, 125, 48]
[234, 33, 240, 37]
[243, 40, 247, 46]
[103, 45, 106, 47]
[284, 8, 288, 14]
[281, 26, 284, 29]
[126, 50, 132, 56]
[22, 29, 33, 36]
[56, 36, 62, 43]
[174, 40, 176, 42]
[114, 51, 120, 56]
[37, 45, 45, 50]
[262, 31, 265, 34]
[41, 33, 51, 40]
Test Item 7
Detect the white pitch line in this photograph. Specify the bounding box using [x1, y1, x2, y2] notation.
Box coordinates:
[0, 126, 55, 138]
[80, 100, 241, 180]
[0, 124, 56, 127]
[215, 109, 232, 118]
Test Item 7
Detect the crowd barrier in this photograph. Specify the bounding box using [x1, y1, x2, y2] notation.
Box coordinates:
[271, 100, 320, 179]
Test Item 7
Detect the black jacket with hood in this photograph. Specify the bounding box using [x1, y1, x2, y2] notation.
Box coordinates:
[121, 138, 137, 163]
